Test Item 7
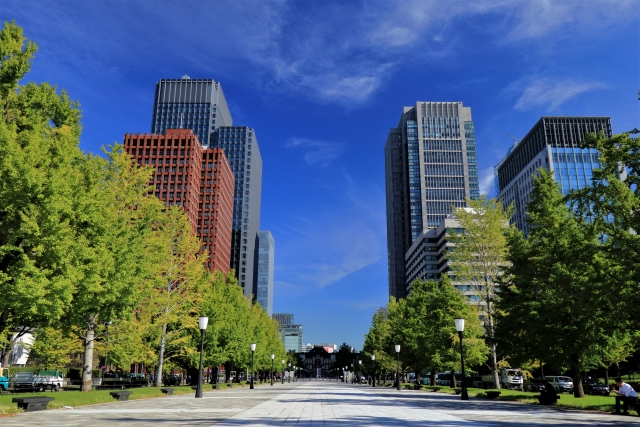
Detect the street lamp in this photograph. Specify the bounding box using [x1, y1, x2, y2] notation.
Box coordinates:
[270, 354, 275, 386]
[281, 359, 285, 384]
[358, 360, 362, 384]
[371, 354, 376, 387]
[288, 363, 291, 383]
[455, 318, 469, 401]
[250, 343, 256, 389]
[351, 347, 355, 384]
[196, 316, 208, 398]
[350, 364, 354, 384]
[395, 344, 401, 390]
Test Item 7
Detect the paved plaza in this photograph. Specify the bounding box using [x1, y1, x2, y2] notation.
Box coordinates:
[9, 381, 640, 426]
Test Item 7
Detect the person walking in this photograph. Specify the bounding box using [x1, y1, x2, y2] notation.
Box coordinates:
[613, 377, 638, 415]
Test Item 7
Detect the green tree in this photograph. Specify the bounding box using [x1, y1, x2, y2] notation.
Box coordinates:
[64, 146, 163, 392]
[496, 169, 623, 398]
[449, 196, 513, 388]
[28, 327, 82, 369]
[0, 21, 84, 366]
[142, 207, 208, 387]
[569, 130, 640, 326]
[389, 278, 488, 387]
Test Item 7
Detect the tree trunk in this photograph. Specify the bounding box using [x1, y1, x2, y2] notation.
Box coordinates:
[540, 360, 545, 381]
[486, 303, 501, 389]
[430, 370, 437, 386]
[616, 362, 620, 378]
[81, 315, 97, 392]
[604, 366, 609, 386]
[155, 323, 167, 387]
[570, 354, 585, 398]
[452, 373, 457, 388]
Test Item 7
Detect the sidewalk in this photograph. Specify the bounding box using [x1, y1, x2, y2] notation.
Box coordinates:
[10, 380, 640, 426]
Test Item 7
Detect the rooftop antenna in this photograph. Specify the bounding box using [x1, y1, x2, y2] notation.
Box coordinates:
[508, 134, 521, 143]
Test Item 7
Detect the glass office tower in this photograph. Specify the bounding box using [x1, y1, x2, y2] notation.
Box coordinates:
[151, 77, 262, 299]
[151, 77, 232, 146]
[385, 102, 479, 299]
[495, 117, 613, 235]
[257, 230, 275, 316]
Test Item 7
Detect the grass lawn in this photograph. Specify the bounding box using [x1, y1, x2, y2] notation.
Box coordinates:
[393, 383, 622, 414]
[0, 382, 263, 416]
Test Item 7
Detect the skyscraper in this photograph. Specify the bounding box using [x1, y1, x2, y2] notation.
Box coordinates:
[150, 77, 263, 299]
[123, 129, 234, 273]
[272, 314, 303, 352]
[151, 77, 232, 146]
[385, 102, 479, 299]
[495, 117, 613, 234]
[257, 230, 275, 316]
[209, 127, 262, 298]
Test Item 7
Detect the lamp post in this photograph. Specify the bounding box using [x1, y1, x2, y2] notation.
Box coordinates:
[454, 318, 469, 401]
[395, 344, 401, 390]
[281, 360, 285, 384]
[350, 364, 354, 384]
[196, 316, 208, 398]
[351, 347, 355, 384]
[270, 354, 275, 386]
[250, 343, 256, 389]
[358, 360, 362, 384]
[371, 354, 376, 387]
[288, 363, 291, 383]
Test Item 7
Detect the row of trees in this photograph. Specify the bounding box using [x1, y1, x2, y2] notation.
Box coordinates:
[365, 128, 639, 397]
[0, 21, 285, 391]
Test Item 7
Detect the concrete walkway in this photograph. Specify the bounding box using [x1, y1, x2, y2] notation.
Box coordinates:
[10, 381, 640, 426]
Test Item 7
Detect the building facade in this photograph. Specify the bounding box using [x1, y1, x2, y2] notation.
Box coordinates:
[385, 102, 479, 299]
[273, 313, 303, 352]
[257, 231, 275, 316]
[495, 117, 613, 234]
[150, 77, 263, 299]
[123, 129, 234, 272]
[209, 127, 263, 298]
[151, 77, 232, 146]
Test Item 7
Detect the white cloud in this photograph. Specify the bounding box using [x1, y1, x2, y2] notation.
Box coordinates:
[270, 174, 385, 289]
[285, 137, 344, 166]
[7, 0, 633, 106]
[510, 78, 606, 110]
[479, 167, 496, 196]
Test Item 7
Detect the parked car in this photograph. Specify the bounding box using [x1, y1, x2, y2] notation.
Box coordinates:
[524, 378, 546, 392]
[584, 379, 610, 396]
[545, 376, 574, 393]
[13, 371, 35, 391]
[163, 374, 182, 386]
[0, 368, 9, 392]
[33, 370, 64, 392]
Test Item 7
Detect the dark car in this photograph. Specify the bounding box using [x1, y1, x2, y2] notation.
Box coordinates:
[163, 374, 182, 386]
[584, 379, 610, 396]
[525, 378, 546, 392]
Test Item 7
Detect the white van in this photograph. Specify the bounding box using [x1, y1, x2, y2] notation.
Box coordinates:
[545, 376, 573, 393]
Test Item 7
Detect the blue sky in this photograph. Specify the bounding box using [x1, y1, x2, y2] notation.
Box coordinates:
[5, 0, 638, 350]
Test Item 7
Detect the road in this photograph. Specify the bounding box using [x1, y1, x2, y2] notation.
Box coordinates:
[8, 380, 640, 426]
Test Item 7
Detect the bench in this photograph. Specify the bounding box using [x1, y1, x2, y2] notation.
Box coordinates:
[12, 396, 55, 412]
[161, 388, 174, 395]
[486, 391, 501, 399]
[537, 394, 559, 405]
[109, 391, 132, 401]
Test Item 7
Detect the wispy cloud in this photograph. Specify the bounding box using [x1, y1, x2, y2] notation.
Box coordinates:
[479, 167, 496, 196]
[285, 137, 344, 166]
[7, 0, 633, 107]
[271, 174, 385, 290]
[508, 77, 606, 110]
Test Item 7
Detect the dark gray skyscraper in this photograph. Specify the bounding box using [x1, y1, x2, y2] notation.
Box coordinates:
[495, 117, 613, 235]
[210, 127, 262, 298]
[151, 76, 232, 146]
[385, 102, 479, 299]
[150, 77, 262, 299]
[257, 230, 275, 316]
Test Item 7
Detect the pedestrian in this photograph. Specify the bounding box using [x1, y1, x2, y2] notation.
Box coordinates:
[613, 377, 638, 415]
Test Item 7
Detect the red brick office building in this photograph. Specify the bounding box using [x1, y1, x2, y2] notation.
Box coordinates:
[123, 129, 234, 273]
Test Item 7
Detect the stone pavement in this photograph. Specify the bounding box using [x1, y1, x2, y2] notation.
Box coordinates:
[9, 380, 640, 426]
